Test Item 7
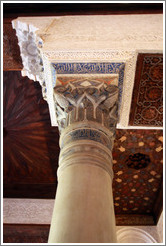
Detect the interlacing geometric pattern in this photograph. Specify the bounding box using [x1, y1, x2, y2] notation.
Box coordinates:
[129, 53, 163, 126]
[54, 80, 119, 134]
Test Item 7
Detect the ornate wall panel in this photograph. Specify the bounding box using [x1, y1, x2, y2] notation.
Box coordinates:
[3, 24, 23, 70]
[3, 199, 54, 225]
[129, 53, 163, 126]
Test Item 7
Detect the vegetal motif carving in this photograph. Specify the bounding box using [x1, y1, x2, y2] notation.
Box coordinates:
[53, 80, 119, 134]
[12, 22, 47, 100]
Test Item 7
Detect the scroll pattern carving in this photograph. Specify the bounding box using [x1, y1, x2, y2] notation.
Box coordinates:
[53, 80, 119, 134]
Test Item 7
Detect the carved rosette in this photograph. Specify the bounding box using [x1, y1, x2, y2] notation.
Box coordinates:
[53, 81, 119, 178]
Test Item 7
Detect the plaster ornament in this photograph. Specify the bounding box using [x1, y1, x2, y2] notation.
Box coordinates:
[53, 81, 119, 134]
[12, 21, 47, 100]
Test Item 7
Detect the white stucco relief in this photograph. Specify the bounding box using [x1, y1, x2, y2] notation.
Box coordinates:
[12, 15, 163, 128]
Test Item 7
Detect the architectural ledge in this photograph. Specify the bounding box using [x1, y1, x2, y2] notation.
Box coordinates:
[12, 15, 163, 128]
[3, 198, 162, 243]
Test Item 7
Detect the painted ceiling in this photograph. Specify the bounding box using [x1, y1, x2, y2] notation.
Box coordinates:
[129, 53, 163, 127]
[112, 129, 163, 217]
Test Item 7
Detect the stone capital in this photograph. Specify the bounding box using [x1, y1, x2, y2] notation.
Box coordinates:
[53, 81, 119, 179]
[54, 81, 119, 135]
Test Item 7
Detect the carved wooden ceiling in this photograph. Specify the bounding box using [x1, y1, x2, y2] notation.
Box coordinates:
[129, 53, 163, 127]
[3, 3, 163, 243]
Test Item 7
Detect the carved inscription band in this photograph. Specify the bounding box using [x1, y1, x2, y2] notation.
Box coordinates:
[60, 128, 112, 149]
[58, 124, 115, 178]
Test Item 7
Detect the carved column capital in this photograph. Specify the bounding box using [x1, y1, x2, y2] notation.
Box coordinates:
[53, 80, 119, 179]
[53, 81, 119, 136]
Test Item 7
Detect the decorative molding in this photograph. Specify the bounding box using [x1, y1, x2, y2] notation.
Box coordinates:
[3, 199, 54, 225]
[118, 52, 137, 127]
[62, 129, 112, 149]
[58, 138, 114, 179]
[54, 82, 119, 134]
[45, 50, 136, 61]
[52, 62, 125, 74]
[3, 199, 161, 227]
[12, 20, 47, 100]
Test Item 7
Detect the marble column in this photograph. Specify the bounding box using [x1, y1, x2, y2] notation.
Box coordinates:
[48, 82, 119, 243]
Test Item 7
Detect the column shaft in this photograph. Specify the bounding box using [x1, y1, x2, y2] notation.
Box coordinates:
[48, 129, 117, 243]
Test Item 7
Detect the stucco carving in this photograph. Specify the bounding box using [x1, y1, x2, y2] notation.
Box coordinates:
[53, 80, 119, 178]
[3, 199, 54, 224]
[12, 20, 47, 100]
[53, 81, 119, 134]
[12, 15, 163, 128]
